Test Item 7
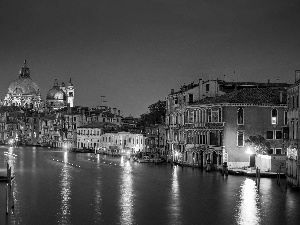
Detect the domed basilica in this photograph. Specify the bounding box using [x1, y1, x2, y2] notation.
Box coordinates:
[46, 78, 74, 109]
[2, 60, 74, 110]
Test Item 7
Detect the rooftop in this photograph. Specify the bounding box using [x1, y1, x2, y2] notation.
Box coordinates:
[193, 87, 287, 105]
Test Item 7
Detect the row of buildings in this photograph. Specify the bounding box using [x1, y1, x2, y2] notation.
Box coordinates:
[0, 61, 299, 187]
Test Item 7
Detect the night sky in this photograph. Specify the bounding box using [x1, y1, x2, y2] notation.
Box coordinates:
[1, 0, 300, 116]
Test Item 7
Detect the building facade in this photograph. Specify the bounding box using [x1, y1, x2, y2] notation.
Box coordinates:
[2, 60, 42, 109]
[287, 73, 300, 187]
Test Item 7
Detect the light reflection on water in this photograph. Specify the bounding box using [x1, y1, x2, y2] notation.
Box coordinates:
[119, 158, 134, 224]
[57, 151, 72, 224]
[169, 166, 180, 225]
[235, 178, 261, 225]
[92, 154, 102, 224]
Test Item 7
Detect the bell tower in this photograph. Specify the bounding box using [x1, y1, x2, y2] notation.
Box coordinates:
[66, 78, 74, 107]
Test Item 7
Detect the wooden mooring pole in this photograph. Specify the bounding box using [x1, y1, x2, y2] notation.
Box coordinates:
[258, 169, 261, 189]
[278, 165, 281, 186]
[6, 184, 9, 214]
[255, 167, 258, 186]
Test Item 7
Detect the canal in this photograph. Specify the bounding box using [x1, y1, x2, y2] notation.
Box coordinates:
[1, 146, 300, 225]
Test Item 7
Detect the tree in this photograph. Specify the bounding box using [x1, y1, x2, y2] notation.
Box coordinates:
[137, 100, 166, 129]
[245, 135, 271, 155]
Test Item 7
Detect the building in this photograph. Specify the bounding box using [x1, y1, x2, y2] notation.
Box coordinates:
[182, 87, 288, 169]
[2, 60, 42, 109]
[99, 132, 145, 155]
[286, 70, 300, 187]
[144, 124, 166, 159]
[46, 78, 74, 110]
[77, 123, 103, 150]
[166, 79, 291, 167]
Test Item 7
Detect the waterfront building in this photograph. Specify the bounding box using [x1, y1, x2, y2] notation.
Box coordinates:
[2, 60, 42, 109]
[166, 78, 291, 168]
[286, 71, 300, 187]
[77, 123, 103, 149]
[183, 87, 288, 169]
[144, 124, 166, 158]
[99, 132, 145, 155]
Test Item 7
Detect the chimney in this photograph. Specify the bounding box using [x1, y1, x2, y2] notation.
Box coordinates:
[268, 79, 270, 84]
[171, 89, 174, 94]
[279, 91, 283, 103]
[113, 108, 117, 115]
[118, 110, 120, 115]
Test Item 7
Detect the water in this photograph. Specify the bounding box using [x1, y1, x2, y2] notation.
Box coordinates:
[0, 146, 300, 225]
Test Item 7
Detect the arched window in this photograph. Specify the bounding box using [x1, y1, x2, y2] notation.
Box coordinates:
[237, 108, 244, 125]
[271, 109, 278, 125]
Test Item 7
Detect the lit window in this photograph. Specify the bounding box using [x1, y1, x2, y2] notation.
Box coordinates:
[271, 109, 278, 125]
[237, 131, 244, 147]
[237, 108, 244, 125]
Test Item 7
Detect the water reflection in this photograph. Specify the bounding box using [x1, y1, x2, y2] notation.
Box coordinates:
[57, 151, 72, 224]
[169, 166, 180, 224]
[119, 158, 133, 224]
[92, 154, 102, 224]
[235, 178, 261, 225]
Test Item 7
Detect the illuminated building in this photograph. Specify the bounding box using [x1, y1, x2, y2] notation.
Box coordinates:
[166, 79, 291, 168]
[98, 132, 145, 155]
[2, 60, 42, 109]
[286, 70, 300, 187]
[186, 87, 288, 169]
[46, 78, 74, 110]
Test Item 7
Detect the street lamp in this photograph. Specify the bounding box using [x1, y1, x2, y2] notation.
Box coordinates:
[246, 147, 253, 168]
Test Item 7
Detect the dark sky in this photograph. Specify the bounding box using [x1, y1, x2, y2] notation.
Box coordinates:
[1, 0, 300, 116]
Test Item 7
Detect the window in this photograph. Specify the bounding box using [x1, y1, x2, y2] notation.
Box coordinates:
[174, 97, 178, 104]
[266, 131, 274, 139]
[284, 111, 288, 125]
[188, 111, 194, 123]
[275, 130, 282, 139]
[237, 131, 244, 147]
[206, 84, 210, 92]
[269, 148, 274, 154]
[283, 127, 289, 139]
[275, 148, 282, 154]
[207, 109, 212, 122]
[237, 108, 244, 125]
[211, 109, 219, 122]
[188, 94, 193, 103]
[271, 109, 278, 125]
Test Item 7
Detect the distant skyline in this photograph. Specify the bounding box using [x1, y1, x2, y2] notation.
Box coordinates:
[1, 0, 300, 116]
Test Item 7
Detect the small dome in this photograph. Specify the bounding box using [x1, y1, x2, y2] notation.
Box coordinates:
[47, 79, 65, 100]
[46, 87, 65, 100]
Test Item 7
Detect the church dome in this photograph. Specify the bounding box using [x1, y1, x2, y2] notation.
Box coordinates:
[46, 79, 65, 100]
[8, 60, 40, 96]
